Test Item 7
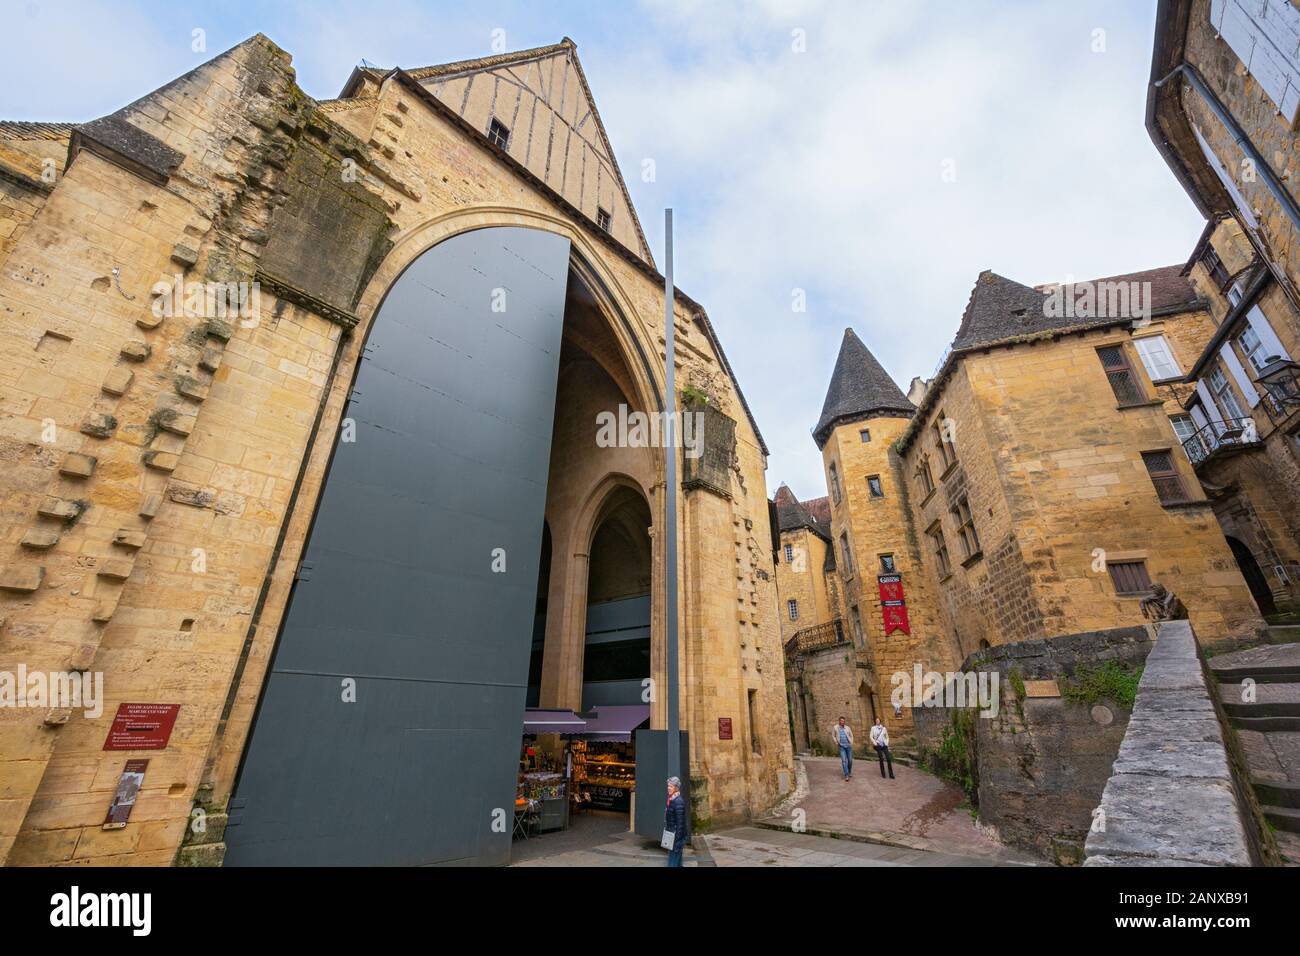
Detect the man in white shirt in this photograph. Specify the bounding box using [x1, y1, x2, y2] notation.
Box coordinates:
[870, 718, 895, 779]
[832, 717, 854, 780]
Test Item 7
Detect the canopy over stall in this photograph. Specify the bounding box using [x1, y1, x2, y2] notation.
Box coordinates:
[522, 709, 588, 735]
[577, 705, 651, 742]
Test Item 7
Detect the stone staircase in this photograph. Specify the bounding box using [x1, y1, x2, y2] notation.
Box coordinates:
[1210, 633, 1300, 865]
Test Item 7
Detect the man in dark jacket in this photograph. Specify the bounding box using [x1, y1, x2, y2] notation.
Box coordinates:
[664, 776, 687, 867]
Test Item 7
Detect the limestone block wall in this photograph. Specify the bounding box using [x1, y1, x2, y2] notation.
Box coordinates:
[1171, 0, 1300, 302]
[774, 526, 832, 644]
[910, 332, 1264, 653]
[0, 34, 791, 864]
[1085, 620, 1252, 866]
[913, 625, 1153, 862]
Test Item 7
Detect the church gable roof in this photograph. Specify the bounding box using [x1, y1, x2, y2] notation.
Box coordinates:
[813, 328, 914, 447]
[341, 39, 653, 266]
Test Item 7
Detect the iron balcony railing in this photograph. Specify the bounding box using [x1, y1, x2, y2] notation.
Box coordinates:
[1259, 365, 1300, 426]
[783, 619, 845, 658]
[1181, 417, 1261, 468]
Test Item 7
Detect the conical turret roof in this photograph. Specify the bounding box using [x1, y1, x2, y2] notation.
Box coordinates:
[812, 329, 913, 447]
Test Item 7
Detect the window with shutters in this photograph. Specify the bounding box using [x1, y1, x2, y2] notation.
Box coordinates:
[1238, 323, 1277, 372]
[950, 495, 981, 560]
[928, 522, 951, 578]
[1202, 245, 1231, 289]
[487, 118, 510, 149]
[1107, 560, 1152, 597]
[1210, 0, 1300, 125]
[1134, 335, 1182, 382]
[1098, 345, 1145, 406]
[1171, 413, 1208, 464]
[1142, 450, 1190, 505]
[788, 599, 799, 622]
[1210, 366, 1248, 419]
[867, 475, 884, 498]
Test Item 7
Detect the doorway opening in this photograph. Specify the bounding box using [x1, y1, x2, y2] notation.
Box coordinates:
[1227, 535, 1278, 617]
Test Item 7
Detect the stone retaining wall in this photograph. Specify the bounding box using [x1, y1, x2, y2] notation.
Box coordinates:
[1084, 620, 1252, 866]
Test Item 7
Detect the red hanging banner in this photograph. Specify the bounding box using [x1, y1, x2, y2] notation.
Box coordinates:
[878, 574, 911, 635]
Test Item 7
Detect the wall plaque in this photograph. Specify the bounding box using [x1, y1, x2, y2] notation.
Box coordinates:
[103, 759, 148, 829]
[718, 717, 733, 740]
[103, 703, 181, 751]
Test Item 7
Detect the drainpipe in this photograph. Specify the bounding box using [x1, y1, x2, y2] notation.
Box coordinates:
[1153, 62, 1300, 239]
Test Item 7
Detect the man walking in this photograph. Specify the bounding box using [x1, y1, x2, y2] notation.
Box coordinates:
[664, 776, 687, 867]
[832, 716, 854, 781]
[870, 717, 895, 779]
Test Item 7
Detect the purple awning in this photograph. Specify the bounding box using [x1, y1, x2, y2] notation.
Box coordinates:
[576, 705, 651, 742]
[522, 709, 587, 735]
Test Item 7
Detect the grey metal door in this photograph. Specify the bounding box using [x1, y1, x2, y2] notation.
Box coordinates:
[224, 227, 571, 866]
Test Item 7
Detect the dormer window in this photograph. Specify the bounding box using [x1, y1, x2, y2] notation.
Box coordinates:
[597, 207, 612, 232]
[488, 118, 510, 149]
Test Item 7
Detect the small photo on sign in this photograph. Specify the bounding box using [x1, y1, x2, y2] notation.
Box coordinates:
[103, 759, 148, 829]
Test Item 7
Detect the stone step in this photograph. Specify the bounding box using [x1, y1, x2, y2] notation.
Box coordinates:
[1267, 625, 1300, 642]
[1223, 701, 1300, 718]
[1212, 665, 1300, 685]
[1263, 805, 1300, 834]
[1229, 715, 1300, 732]
[1254, 780, 1300, 809]
[1273, 829, 1300, 867]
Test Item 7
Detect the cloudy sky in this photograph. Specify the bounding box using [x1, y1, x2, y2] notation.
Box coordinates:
[4, 0, 1205, 500]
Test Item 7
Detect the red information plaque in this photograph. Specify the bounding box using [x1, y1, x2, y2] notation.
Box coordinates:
[102, 703, 181, 751]
[718, 717, 733, 740]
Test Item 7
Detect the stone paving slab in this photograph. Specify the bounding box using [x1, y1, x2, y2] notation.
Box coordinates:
[704, 826, 1001, 867]
[756, 756, 1040, 864]
[1210, 642, 1300, 671]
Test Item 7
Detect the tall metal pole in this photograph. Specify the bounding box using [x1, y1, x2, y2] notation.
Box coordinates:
[663, 209, 681, 785]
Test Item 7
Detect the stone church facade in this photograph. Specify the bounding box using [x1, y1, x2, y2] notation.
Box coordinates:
[0, 36, 792, 866]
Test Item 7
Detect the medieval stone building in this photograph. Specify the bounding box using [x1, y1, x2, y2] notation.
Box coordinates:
[1148, 0, 1300, 617]
[780, 263, 1271, 754]
[0, 36, 793, 866]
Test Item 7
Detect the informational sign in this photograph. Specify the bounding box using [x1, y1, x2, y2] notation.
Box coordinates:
[878, 574, 911, 636]
[718, 717, 733, 740]
[102, 703, 181, 751]
[102, 759, 148, 829]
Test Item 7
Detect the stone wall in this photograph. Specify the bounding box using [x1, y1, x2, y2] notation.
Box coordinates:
[900, 324, 1265, 655]
[0, 33, 791, 864]
[1085, 620, 1252, 866]
[914, 625, 1154, 863]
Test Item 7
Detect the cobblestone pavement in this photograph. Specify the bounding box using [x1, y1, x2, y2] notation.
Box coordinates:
[757, 755, 1040, 864]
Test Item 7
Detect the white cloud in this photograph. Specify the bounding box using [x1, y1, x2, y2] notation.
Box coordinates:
[585, 0, 1205, 499]
[3, 1, 1205, 502]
